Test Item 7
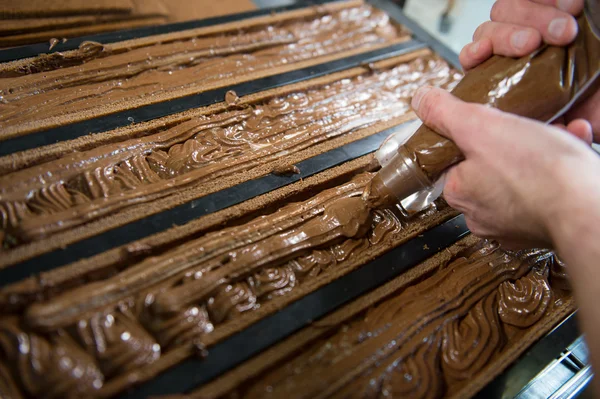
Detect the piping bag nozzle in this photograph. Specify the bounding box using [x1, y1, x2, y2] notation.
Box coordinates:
[369, 121, 446, 216]
[369, 9, 600, 215]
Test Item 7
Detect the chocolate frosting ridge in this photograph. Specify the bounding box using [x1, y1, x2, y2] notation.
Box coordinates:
[0, 5, 404, 137]
[236, 241, 563, 398]
[0, 55, 460, 247]
[0, 169, 450, 395]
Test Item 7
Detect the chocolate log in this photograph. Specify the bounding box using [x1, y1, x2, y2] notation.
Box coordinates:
[192, 238, 573, 399]
[0, 171, 457, 397]
[0, 4, 406, 139]
[0, 54, 460, 249]
[371, 15, 600, 208]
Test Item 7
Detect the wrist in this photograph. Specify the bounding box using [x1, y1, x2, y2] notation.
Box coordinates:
[544, 149, 600, 249]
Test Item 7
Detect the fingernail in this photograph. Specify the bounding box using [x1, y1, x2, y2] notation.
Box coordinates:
[511, 30, 531, 50]
[412, 87, 432, 110]
[557, 0, 573, 12]
[548, 17, 568, 40]
[469, 41, 480, 55]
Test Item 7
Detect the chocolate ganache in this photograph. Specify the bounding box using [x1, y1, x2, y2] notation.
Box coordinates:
[407, 15, 600, 180]
[0, 172, 458, 398]
[368, 14, 600, 208]
[0, 55, 460, 248]
[0, 4, 407, 139]
[221, 240, 572, 399]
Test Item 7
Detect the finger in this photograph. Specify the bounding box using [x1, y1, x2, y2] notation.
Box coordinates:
[530, 0, 584, 15]
[442, 165, 468, 211]
[565, 118, 593, 145]
[411, 86, 495, 154]
[490, 0, 579, 45]
[552, 119, 593, 144]
[459, 38, 493, 70]
[472, 21, 542, 58]
[564, 88, 600, 143]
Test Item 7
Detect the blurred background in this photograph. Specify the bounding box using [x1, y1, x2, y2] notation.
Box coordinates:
[402, 0, 495, 54]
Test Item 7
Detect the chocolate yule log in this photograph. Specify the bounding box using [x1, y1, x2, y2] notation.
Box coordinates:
[0, 171, 458, 398]
[0, 54, 459, 254]
[195, 238, 573, 399]
[0, 3, 408, 139]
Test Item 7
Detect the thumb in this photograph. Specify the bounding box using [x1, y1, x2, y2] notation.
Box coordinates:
[411, 86, 481, 154]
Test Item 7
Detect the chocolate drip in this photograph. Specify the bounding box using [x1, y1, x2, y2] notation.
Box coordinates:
[401, 15, 600, 184]
[0, 55, 460, 246]
[236, 241, 562, 398]
[0, 5, 404, 137]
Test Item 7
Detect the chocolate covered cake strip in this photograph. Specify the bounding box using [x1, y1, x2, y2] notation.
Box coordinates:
[0, 171, 456, 397]
[199, 239, 572, 399]
[0, 54, 460, 250]
[0, 4, 408, 138]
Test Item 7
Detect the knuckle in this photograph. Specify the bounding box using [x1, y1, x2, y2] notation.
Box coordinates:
[472, 24, 484, 40]
[473, 21, 493, 40]
[489, 0, 502, 21]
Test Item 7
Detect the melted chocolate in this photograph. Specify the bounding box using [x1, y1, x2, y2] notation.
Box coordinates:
[0, 55, 460, 246]
[0, 172, 419, 396]
[230, 241, 569, 399]
[0, 5, 404, 138]
[272, 164, 301, 176]
[370, 15, 600, 208]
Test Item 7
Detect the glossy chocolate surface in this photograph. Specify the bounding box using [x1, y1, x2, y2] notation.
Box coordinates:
[227, 240, 571, 399]
[402, 15, 600, 182]
[0, 4, 405, 138]
[0, 172, 457, 397]
[0, 55, 459, 248]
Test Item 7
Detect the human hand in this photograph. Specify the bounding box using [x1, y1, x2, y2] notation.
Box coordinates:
[460, 0, 583, 70]
[459, 0, 600, 142]
[411, 86, 599, 249]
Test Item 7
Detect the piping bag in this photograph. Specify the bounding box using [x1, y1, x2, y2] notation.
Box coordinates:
[367, 3, 600, 214]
